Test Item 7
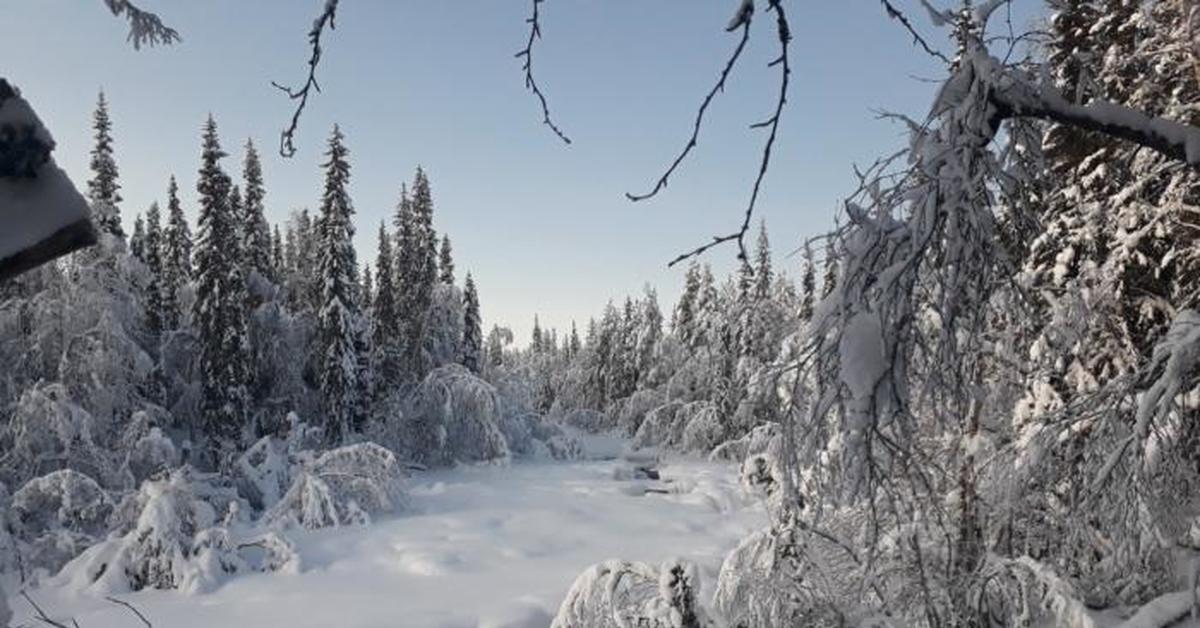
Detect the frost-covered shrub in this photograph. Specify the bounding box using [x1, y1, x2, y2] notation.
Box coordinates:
[3, 382, 110, 486]
[551, 558, 713, 628]
[9, 469, 113, 576]
[680, 403, 724, 453]
[709, 422, 781, 463]
[614, 388, 666, 437]
[121, 426, 179, 486]
[60, 466, 247, 593]
[498, 412, 583, 461]
[265, 443, 407, 530]
[405, 365, 510, 466]
[713, 526, 812, 627]
[630, 401, 685, 450]
[235, 435, 293, 511]
[559, 408, 610, 433]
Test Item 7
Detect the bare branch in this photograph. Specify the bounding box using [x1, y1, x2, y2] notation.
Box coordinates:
[667, 0, 792, 267]
[627, 17, 752, 204]
[103, 0, 180, 50]
[515, 0, 571, 144]
[877, 0, 952, 64]
[274, 0, 340, 158]
[105, 597, 153, 628]
[20, 591, 74, 628]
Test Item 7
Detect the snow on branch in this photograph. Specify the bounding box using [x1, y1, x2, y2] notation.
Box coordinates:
[274, 0, 339, 158]
[103, 0, 180, 50]
[515, 0, 571, 145]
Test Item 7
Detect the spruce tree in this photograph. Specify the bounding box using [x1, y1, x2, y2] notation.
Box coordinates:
[531, 315, 544, 353]
[193, 115, 251, 466]
[753, 222, 772, 300]
[439, 235, 455, 285]
[394, 168, 439, 380]
[88, 91, 124, 239]
[130, 214, 146, 261]
[799, 242, 816, 322]
[241, 139, 273, 281]
[371, 221, 402, 389]
[461, 272, 482, 373]
[568, 321, 582, 359]
[315, 126, 363, 443]
[143, 201, 167, 335]
[271, 224, 285, 278]
[162, 175, 192, 329]
[674, 262, 701, 348]
[361, 266, 374, 312]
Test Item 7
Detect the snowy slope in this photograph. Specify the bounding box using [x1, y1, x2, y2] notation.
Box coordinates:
[7, 455, 765, 628]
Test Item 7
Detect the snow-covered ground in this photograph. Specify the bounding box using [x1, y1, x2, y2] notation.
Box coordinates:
[8, 447, 766, 628]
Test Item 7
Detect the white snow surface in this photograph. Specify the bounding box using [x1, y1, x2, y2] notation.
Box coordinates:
[7, 448, 765, 628]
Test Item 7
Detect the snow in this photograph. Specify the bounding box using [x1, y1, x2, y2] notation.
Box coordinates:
[0, 83, 93, 270]
[7, 455, 765, 628]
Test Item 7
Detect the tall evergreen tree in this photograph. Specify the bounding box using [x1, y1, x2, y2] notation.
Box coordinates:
[674, 262, 701, 348]
[129, 214, 146, 261]
[162, 175, 191, 329]
[461, 272, 482, 373]
[192, 116, 251, 466]
[88, 91, 124, 239]
[394, 168, 439, 380]
[143, 202, 167, 335]
[271, 224, 285, 278]
[531, 315, 544, 353]
[371, 221, 402, 390]
[753, 221, 773, 300]
[315, 126, 363, 443]
[568, 321, 582, 359]
[241, 139, 273, 281]
[799, 242, 816, 322]
[439, 235, 455, 285]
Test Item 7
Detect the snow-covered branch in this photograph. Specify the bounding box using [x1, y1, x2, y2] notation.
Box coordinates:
[103, 0, 180, 50]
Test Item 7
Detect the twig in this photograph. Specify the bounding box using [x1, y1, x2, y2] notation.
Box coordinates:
[878, 0, 952, 64]
[666, 0, 792, 267]
[19, 591, 74, 628]
[627, 16, 753, 204]
[274, 0, 340, 158]
[105, 597, 153, 628]
[515, 0, 571, 144]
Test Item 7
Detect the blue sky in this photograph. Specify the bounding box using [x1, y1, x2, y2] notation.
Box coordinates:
[2, 1, 1042, 342]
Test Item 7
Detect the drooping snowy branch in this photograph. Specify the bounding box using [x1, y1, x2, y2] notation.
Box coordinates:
[103, 0, 180, 50]
[274, 0, 339, 158]
[515, 0, 571, 145]
[877, 0, 951, 64]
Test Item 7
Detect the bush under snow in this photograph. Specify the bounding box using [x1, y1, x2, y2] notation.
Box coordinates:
[404, 365, 511, 466]
[265, 442, 407, 530]
[551, 558, 713, 628]
[9, 469, 113, 577]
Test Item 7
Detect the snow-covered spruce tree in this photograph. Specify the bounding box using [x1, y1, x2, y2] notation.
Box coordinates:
[315, 125, 365, 444]
[371, 221, 403, 392]
[240, 139, 273, 284]
[193, 115, 251, 468]
[142, 201, 166, 336]
[461, 272, 482, 373]
[129, 213, 146, 262]
[394, 169, 440, 381]
[161, 175, 191, 329]
[271, 224, 285, 279]
[438, 234, 454, 285]
[87, 91, 124, 240]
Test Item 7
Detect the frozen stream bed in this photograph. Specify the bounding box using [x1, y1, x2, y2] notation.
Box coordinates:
[9, 447, 766, 628]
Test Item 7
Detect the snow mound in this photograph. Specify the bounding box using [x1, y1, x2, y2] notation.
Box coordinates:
[9, 469, 114, 577]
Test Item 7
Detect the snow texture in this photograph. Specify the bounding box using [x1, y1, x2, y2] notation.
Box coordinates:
[10, 456, 764, 628]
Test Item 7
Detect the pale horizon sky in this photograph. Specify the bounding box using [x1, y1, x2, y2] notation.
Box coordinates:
[2, 1, 1041, 343]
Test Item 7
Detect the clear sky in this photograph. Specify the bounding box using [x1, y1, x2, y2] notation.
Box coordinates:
[1, 1, 1041, 343]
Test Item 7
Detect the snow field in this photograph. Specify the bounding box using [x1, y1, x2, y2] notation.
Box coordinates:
[8, 455, 766, 628]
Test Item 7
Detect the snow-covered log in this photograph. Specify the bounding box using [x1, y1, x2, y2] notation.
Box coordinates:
[0, 79, 95, 281]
